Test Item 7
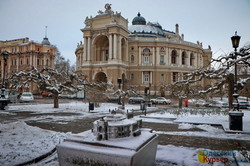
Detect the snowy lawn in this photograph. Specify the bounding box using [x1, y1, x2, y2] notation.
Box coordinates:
[0, 121, 67, 166]
[1, 102, 250, 165]
[140, 107, 250, 133]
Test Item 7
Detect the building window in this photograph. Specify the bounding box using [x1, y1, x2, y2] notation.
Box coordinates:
[143, 48, 150, 53]
[143, 72, 150, 83]
[37, 48, 40, 52]
[160, 74, 165, 82]
[171, 50, 177, 64]
[182, 51, 186, 65]
[190, 53, 194, 66]
[37, 59, 40, 65]
[131, 47, 134, 50]
[26, 58, 29, 65]
[130, 55, 134, 63]
[46, 59, 49, 66]
[160, 55, 164, 64]
[20, 59, 22, 65]
[142, 48, 151, 64]
[144, 56, 150, 63]
[130, 73, 134, 80]
[173, 72, 178, 82]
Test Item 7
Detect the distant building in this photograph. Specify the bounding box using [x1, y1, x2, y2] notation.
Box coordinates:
[0, 36, 56, 93]
[75, 4, 212, 95]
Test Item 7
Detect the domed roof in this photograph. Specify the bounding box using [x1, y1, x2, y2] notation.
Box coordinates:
[129, 25, 165, 37]
[42, 37, 50, 45]
[132, 12, 146, 25]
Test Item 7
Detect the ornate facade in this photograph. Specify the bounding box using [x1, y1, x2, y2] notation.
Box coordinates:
[0, 37, 56, 93]
[75, 4, 212, 95]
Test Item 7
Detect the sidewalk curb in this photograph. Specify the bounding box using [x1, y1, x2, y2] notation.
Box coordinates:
[15, 147, 57, 166]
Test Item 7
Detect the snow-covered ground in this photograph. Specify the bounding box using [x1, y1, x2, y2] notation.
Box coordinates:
[1, 101, 250, 165]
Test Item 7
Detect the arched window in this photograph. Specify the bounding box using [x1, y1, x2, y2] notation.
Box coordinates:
[190, 53, 194, 66]
[143, 48, 151, 64]
[182, 51, 186, 65]
[143, 48, 150, 53]
[130, 55, 134, 63]
[171, 50, 177, 64]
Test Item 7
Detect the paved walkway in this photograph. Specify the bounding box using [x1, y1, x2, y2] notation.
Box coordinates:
[143, 122, 250, 151]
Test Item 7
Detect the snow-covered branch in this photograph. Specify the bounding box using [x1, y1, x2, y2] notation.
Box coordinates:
[164, 44, 250, 98]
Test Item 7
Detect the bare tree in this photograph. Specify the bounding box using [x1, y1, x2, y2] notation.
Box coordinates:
[9, 67, 104, 108]
[164, 43, 250, 108]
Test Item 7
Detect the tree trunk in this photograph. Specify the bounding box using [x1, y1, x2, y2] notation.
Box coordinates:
[54, 93, 59, 108]
[179, 98, 183, 108]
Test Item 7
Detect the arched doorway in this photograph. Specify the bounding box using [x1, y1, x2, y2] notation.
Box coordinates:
[94, 72, 108, 83]
[94, 35, 109, 62]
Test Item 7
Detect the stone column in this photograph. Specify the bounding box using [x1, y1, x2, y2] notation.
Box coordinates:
[109, 34, 113, 60]
[44, 55, 46, 66]
[118, 35, 121, 61]
[196, 53, 199, 67]
[126, 39, 129, 62]
[179, 49, 182, 66]
[141, 72, 144, 84]
[152, 47, 154, 64]
[156, 47, 160, 65]
[165, 48, 169, 65]
[87, 37, 91, 61]
[150, 71, 153, 84]
[139, 47, 141, 64]
[17, 56, 19, 71]
[187, 51, 190, 66]
[84, 37, 87, 61]
[113, 34, 117, 59]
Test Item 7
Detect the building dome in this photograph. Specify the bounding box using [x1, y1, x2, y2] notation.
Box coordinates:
[132, 12, 146, 25]
[42, 37, 50, 45]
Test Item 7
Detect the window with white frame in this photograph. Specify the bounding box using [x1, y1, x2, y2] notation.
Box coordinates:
[143, 72, 150, 83]
[160, 55, 164, 64]
[144, 56, 150, 63]
[142, 48, 151, 64]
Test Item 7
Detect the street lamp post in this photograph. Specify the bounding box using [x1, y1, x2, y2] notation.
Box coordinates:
[229, 31, 244, 131]
[117, 78, 122, 105]
[0, 51, 10, 110]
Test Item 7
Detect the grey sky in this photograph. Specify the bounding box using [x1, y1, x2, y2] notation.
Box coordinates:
[0, 0, 249, 64]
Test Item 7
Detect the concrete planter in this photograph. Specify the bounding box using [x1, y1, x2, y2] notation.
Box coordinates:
[57, 129, 158, 166]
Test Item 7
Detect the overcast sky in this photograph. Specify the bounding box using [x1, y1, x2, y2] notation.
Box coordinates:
[0, 0, 249, 64]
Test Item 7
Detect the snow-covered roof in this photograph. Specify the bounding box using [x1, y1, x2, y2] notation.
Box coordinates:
[129, 25, 165, 37]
